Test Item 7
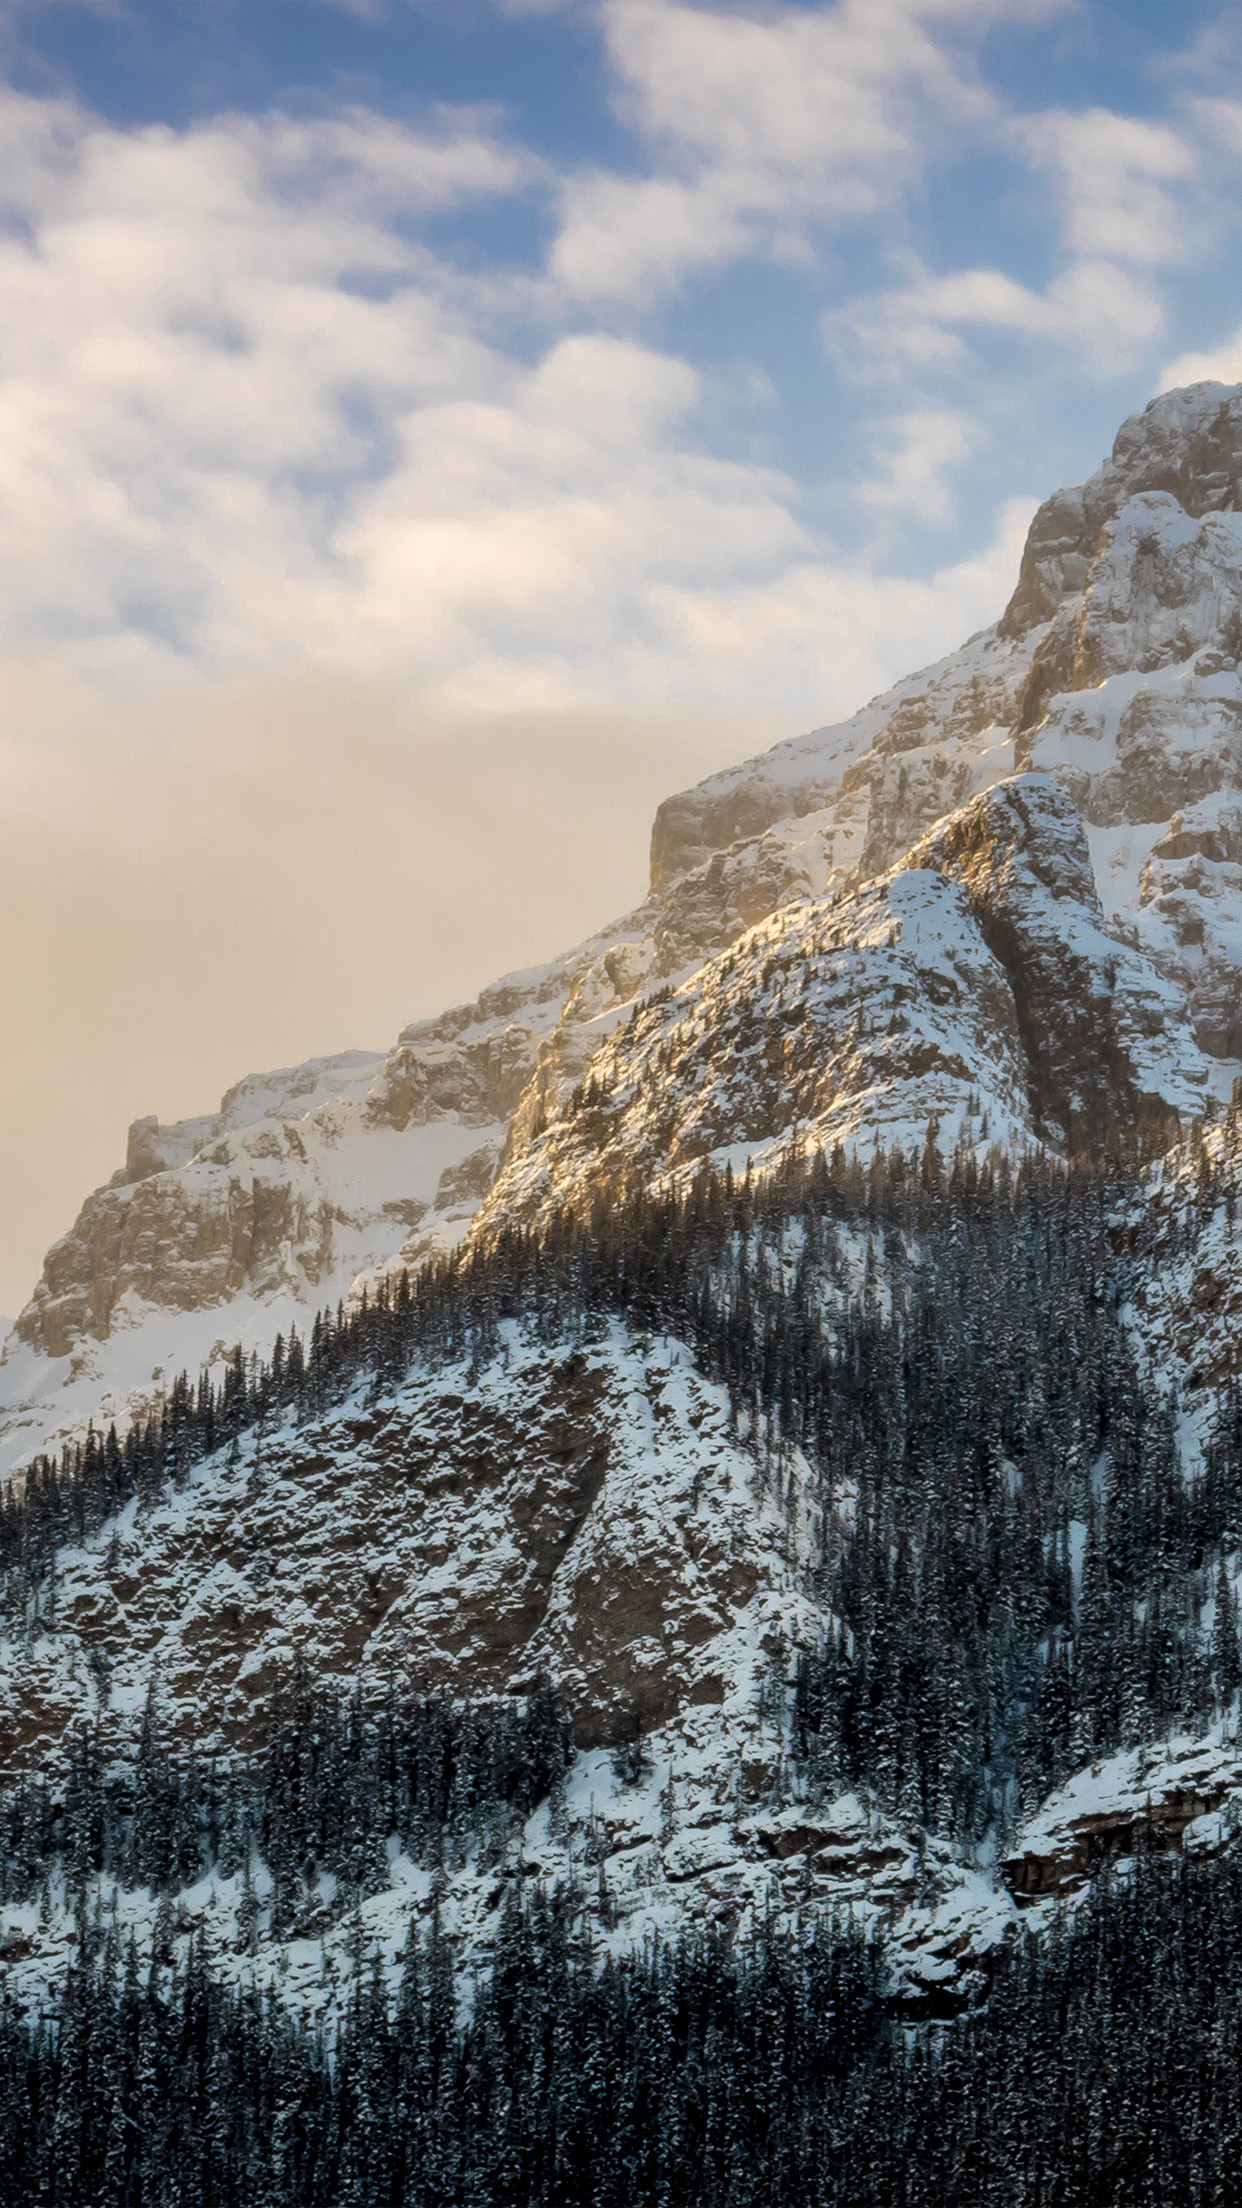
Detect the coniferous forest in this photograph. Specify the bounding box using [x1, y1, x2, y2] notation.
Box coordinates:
[5, 1853, 1242, 2204]
[4, 1131, 1242, 2201]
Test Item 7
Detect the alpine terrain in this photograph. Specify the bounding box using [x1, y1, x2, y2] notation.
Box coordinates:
[9, 384, 1242, 2201]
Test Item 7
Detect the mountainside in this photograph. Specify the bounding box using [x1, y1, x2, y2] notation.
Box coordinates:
[11, 386, 1242, 2201]
[5, 1133, 1242, 2035]
[473, 773, 1207, 1236]
[11, 382, 1242, 1479]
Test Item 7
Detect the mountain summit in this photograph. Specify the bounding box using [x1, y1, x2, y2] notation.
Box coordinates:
[7, 381, 1242, 1475]
[9, 387, 1242, 2091]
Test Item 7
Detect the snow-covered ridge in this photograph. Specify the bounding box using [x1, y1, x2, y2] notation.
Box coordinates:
[9, 379, 1242, 1469]
[118, 1050, 386, 1183]
[472, 773, 1210, 1236]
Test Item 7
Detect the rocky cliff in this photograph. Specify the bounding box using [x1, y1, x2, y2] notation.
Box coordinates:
[12, 382, 1242, 1476]
[472, 774, 1207, 1237]
[9, 385, 1242, 2028]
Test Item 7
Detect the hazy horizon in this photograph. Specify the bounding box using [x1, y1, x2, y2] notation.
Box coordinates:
[0, 682, 802, 1317]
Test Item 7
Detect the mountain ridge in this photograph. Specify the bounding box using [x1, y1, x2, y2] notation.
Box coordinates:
[12, 383, 1242, 2069]
[14, 379, 1242, 1475]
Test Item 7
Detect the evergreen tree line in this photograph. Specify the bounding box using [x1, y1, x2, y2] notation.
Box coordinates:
[0, 1672, 567, 1914]
[781, 1121, 1242, 1838]
[8, 1135, 1242, 1844]
[789, 1197, 1242, 1839]
[6, 1845, 1242, 2206]
[0, 1140, 1152, 1610]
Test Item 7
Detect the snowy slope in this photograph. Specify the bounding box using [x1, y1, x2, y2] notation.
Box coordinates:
[0, 1327, 820, 1768]
[474, 774, 1211, 1235]
[9, 381, 1242, 1473]
[7, 1301, 1242, 2025]
[1004, 1719, 1242, 1911]
[1123, 1107, 1242, 1403]
[0, 1317, 1018, 2018]
[0, 1107, 506, 1480]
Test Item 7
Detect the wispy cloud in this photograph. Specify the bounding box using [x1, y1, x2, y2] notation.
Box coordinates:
[834, 254, 1169, 380]
[1019, 106, 1195, 267]
[858, 407, 978, 524]
[551, 0, 1057, 302]
[830, 97, 1197, 386]
[645, 494, 1038, 709]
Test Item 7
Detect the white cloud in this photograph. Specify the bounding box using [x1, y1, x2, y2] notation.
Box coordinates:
[0, 82, 1037, 720]
[552, 0, 1056, 301]
[828, 96, 1196, 390]
[0, 94, 519, 656]
[327, 332, 816, 706]
[1158, 325, 1242, 390]
[1153, 93, 1242, 389]
[1187, 96, 1242, 155]
[1043, 257, 1170, 367]
[643, 493, 1038, 711]
[834, 253, 1166, 380]
[324, 0, 585, 19]
[1020, 106, 1195, 267]
[858, 407, 977, 523]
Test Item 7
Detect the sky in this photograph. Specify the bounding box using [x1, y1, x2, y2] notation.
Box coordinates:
[5, 0, 1242, 1312]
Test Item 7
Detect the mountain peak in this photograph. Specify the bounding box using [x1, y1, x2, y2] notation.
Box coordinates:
[6, 383, 1242, 1473]
[1002, 379, 1242, 641]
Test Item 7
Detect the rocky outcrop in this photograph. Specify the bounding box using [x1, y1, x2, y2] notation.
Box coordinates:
[1003, 1729, 1242, 1906]
[649, 385, 1242, 900]
[473, 775, 1208, 1235]
[0, 1331, 822, 1773]
[13, 741, 1201, 1403]
[10, 1103, 507, 1362]
[912, 774, 1199, 1147]
[1002, 381, 1242, 643]
[117, 1051, 385, 1185]
[648, 625, 1034, 892]
[1122, 1107, 1242, 1396]
[0, 1320, 1020, 2019]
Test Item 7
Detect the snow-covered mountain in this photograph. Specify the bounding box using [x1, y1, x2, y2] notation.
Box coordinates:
[473, 773, 1209, 1237]
[11, 383, 1242, 2041]
[11, 380, 1242, 1478]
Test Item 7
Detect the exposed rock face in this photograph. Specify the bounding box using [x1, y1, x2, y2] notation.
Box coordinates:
[647, 626, 1034, 892]
[647, 384, 1242, 902]
[1002, 1728, 1242, 1906]
[473, 775, 1207, 1235]
[117, 1051, 386, 1185]
[0, 1321, 1020, 2018]
[9, 378, 1242, 1475]
[8, 1106, 506, 1359]
[0, 1332, 818, 1772]
[913, 774, 1199, 1147]
[1002, 383, 1242, 641]
[1122, 1108, 1242, 1397]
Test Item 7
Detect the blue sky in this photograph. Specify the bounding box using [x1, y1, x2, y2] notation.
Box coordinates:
[0, 0, 1239, 719]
